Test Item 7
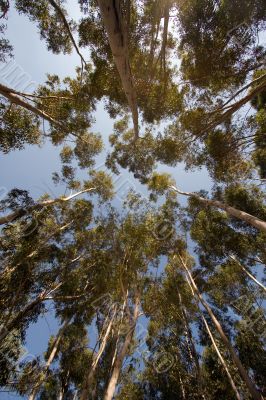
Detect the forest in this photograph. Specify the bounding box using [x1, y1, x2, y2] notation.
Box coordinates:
[0, 0, 265, 399]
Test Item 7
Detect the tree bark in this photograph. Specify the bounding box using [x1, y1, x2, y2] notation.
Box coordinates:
[160, 0, 170, 81]
[200, 312, 241, 400]
[177, 291, 206, 398]
[178, 254, 263, 400]
[103, 294, 140, 400]
[97, 0, 139, 139]
[80, 306, 117, 400]
[171, 186, 266, 233]
[29, 318, 70, 400]
[0, 188, 95, 226]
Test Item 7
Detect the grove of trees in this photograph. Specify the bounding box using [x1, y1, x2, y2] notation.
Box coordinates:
[0, 0, 265, 399]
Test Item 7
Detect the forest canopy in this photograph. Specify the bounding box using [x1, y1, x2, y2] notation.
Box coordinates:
[0, 1, 265, 399]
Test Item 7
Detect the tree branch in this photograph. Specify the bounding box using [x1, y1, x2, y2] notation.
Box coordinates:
[47, 0, 87, 67]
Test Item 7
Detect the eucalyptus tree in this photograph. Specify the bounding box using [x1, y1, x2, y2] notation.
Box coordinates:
[0, 1, 265, 398]
[0, 188, 179, 398]
[0, 171, 113, 386]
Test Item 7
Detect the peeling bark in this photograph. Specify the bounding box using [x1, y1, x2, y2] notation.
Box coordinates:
[97, 0, 139, 139]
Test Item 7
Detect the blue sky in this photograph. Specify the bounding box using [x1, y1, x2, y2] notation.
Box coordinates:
[0, 2, 213, 399]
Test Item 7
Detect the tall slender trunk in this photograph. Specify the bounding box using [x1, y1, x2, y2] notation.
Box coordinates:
[171, 186, 266, 233]
[103, 295, 140, 400]
[186, 273, 241, 400]
[29, 319, 70, 400]
[97, 0, 139, 139]
[201, 313, 241, 400]
[0, 188, 95, 226]
[178, 370, 186, 400]
[110, 294, 128, 371]
[186, 275, 241, 400]
[161, 0, 170, 83]
[229, 255, 266, 293]
[177, 291, 206, 399]
[178, 254, 263, 400]
[80, 306, 117, 400]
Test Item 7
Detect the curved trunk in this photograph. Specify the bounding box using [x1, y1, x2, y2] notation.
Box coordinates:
[97, 0, 139, 139]
[178, 254, 262, 400]
[103, 295, 140, 400]
[208, 77, 266, 132]
[171, 186, 266, 233]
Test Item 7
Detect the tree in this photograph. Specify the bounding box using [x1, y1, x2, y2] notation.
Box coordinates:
[1, 1, 265, 398]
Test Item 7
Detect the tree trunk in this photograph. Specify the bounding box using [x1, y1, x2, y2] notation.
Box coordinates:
[178, 254, 263, 400]
[29, 318, 70, 400]
[229, 255, 266, 293]
[97, 0, 139, 139]
[103, 295, 140, 400]
[80, 306, 117, 400]
[160, 0, 170, 82]
[178, 370, 186, 400]
[0, 83, 61, 126]
[0, 188, 95, 226]
[171, 186, 266, 233]
[207, 76, 266, 133]
[200, 312, 241, 400]
[177, 291, 206, 398]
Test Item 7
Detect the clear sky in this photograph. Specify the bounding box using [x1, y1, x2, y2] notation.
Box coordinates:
[0, 2, 213, 399]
